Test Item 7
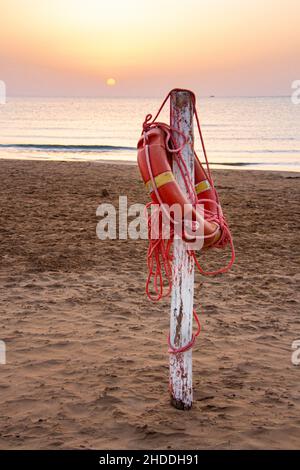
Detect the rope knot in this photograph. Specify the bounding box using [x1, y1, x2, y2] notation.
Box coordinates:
[143, 113, 153, 131]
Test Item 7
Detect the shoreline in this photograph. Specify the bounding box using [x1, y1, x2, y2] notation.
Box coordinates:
[0, 156, 300, 175]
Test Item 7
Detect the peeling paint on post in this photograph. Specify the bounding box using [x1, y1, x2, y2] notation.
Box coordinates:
[169, 90, 195, 410]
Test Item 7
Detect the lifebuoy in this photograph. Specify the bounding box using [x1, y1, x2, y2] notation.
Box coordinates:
[137, 89, 234, 298]
[136, 89, 235, 354]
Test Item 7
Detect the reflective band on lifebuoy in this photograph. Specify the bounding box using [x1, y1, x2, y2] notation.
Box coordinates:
[195, 179, 210, 195]
[145, 171, 174, 193]
[146, 173, 211, 197]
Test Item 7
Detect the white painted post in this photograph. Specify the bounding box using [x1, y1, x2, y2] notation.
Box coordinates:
[169, 90, 195, 410]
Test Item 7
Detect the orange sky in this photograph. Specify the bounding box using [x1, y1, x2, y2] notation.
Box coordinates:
[1, 0, 299, 96]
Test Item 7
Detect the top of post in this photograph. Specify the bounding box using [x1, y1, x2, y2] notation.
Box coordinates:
[170, 89, 194, 108]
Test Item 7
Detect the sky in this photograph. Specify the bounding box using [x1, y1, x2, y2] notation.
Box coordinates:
[0, 0, 299, 97]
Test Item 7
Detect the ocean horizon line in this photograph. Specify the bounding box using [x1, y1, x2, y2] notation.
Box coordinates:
[4, 94, 293, 100]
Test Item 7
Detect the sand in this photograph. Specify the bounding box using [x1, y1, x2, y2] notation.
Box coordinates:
[0, 159, 299, 450]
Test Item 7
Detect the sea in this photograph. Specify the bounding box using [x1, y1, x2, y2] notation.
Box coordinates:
[0, 96, 299, 172]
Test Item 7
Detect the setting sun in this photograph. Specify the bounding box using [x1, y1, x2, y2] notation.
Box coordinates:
[106, 78, 116, 87]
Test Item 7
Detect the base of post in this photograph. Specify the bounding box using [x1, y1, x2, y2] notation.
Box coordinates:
[170, 395, 192, 410]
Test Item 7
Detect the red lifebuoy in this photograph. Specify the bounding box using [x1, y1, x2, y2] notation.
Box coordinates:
[137, 126, 221, 247]
[136, 89, 235, 354]
[137, 89, 235, 278]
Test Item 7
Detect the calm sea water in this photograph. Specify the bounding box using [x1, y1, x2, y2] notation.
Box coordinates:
[0, 97, 299, 171]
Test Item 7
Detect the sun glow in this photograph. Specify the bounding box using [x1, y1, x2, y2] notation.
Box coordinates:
[1, 0, 299, 96]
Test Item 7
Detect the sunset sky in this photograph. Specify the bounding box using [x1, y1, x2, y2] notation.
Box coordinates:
[1, 0, 299, 97]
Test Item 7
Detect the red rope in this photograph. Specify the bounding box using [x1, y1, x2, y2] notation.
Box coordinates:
[168, 309, 201, 354]
[142, 89, 235, 354]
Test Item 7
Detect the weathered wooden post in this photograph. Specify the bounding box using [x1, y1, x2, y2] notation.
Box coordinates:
[169, 90, 195, 410]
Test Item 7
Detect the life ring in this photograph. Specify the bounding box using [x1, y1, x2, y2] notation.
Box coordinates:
[137, 126, 221, 247]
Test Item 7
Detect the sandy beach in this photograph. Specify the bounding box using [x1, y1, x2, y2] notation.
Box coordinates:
[0, 159, 299, 450]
